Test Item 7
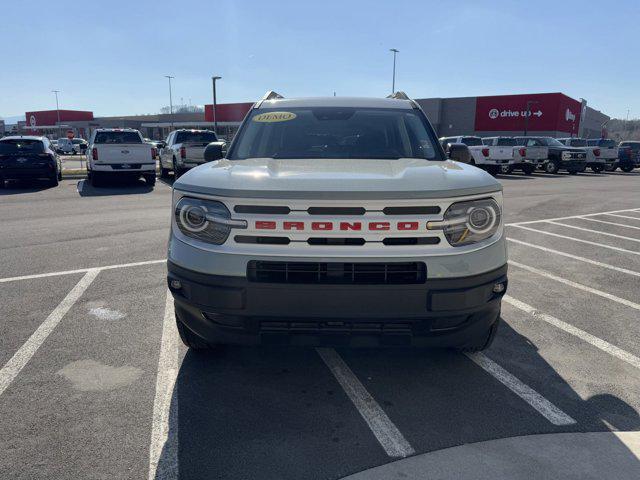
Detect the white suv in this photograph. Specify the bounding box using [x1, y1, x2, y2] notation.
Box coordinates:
[167, 92, 508, 352]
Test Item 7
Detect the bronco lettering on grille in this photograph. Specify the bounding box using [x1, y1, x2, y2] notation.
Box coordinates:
[255, 221, 427, 231]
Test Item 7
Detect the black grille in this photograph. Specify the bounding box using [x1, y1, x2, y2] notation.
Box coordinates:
[383, 237, 440, 246]
[247, 261, 426, 284]
[234, 205, 291, 214]
[383, 206, 440, 215]
[235, 235, 290, 245]
[306, 207, 366, 215]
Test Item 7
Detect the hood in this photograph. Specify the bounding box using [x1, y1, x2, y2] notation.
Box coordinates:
[173, 158, 501, 200]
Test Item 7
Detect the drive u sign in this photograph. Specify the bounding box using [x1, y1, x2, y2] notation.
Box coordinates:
[488, 108, 543, 119]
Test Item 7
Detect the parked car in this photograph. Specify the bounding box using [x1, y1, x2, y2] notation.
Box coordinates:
[72, 138, 88, 154]
[585, 139, 619, 172]
[439, 135, 505, 175]
[513, 137, 586, 174]
[557, 138, 611, 173]
[159, 129, 226, 178]
[0, 136, 62, 187]
[56, 138, 79, 155]
[617, 141, 640, 172]
[482, 137, 534, 175]
[167, 91, 507, 351]
[86, 128, 157, 187]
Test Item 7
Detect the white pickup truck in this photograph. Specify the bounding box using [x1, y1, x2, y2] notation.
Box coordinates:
[159, 129, 226, 179]
[481, 137, 534, 175]
[557, 138, 613, 173]
[86, 129, 157, 187]
[167, 92, 508, 352]
[440, 135, 518, 175]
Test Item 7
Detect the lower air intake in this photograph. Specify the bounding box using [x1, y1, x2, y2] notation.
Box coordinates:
[247, 261, 426, 284]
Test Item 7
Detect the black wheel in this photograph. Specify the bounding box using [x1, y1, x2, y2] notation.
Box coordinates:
[175, 311, 210, 349]
[498, 165, 513, 175]
[522, 165, 535, 175]
[173, 158, 183, 178]
[48, 174, 59, 187]
[591, 165, 603, 173]
[57, 167, 63, 181]
[621, 165, 634, 173]
[145, 174, 156, 186]
[459, 316, 501, 353]
[89, 171, 102, 187]
[544, 161, 559, 174]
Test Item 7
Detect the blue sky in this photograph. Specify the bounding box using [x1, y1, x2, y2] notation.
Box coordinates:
[1, 0, 638, 120]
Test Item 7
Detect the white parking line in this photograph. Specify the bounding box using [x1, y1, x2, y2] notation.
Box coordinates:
[465, 352, 576, 426]
[0, 269, 99, 397]
[506, 207, 640, 227]
[545, 221, 640, 243]
[510, 225, 640, 256]
[148, 291, 179, 480]
[578, 217, 640, 231]
[0, 259, 165, 284]
[509, 260, 640, 311]
[504, 296, 640, 370]
[316, 347, 415, 458]
[605, 213, 640, 221]
[506, 238, 640, 277]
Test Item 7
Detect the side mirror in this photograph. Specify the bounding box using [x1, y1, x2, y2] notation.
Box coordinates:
[157, 141, 166, 149]
[204, 142, 224, 162]
[447, 143, 472, 164]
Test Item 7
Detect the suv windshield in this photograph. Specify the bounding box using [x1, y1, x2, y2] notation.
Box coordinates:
[0, 139, 44, 154]
[94, 131, 142, 144]
[175, 131, 218, 143]
[496, 138, 517, 146]
[228, 107, 441, 160]
[569, 139, 587, 147]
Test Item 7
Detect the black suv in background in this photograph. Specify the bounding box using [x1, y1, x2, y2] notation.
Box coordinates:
[514, 137, 587, 174]
[617, 141, 640, 172]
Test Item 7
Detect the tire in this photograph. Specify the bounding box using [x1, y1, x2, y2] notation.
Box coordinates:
[591, 165, 603, 173]
[89, 171, 102, 187]
[522, 165, 535, 175]
[49, 174, 59, 187]
[621, 165, 634, 173]
[57, 167, 63, 181]
[459, 316, 501, 353]
[145, 174, 156, 186]
[175, 311, 210, 349]
[173, 158, 183, 178]
[545, 161, 559, 174]
[499, 165, 512, 175]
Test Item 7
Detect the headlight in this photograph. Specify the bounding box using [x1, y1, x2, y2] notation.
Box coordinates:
[439, 198, 501, 247]
[174, 197, 247, 245]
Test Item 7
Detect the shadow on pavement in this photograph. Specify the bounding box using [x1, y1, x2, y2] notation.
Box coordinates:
[0, 179, 56, 195]
[76, 178, 154, 197]
[154, 318, 640, 480]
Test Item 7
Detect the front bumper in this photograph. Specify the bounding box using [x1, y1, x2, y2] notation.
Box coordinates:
[168, 261, 507, 347]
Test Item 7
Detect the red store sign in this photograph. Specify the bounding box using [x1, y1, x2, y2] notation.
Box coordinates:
[474, 93, 581, 134]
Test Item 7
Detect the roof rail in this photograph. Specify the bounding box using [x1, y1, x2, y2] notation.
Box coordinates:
[262, 90, 284, 101]
[387, 91, 410, 100]
[256, 90, 285, 108]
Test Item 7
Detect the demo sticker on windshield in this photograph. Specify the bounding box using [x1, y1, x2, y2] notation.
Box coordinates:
[253, 111, 297, 123]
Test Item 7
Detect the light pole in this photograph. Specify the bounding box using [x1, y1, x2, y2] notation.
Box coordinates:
[164, 75, 175, 131]
[52, 90, 61, 138]
[389, 49, 399, 94]
[523, 100, 539, 136]
[211, 76, 221, 134]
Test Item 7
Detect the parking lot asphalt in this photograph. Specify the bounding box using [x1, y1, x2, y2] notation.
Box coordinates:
[1, 170, 639, 479]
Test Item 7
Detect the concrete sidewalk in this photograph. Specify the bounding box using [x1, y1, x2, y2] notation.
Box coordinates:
[343, 432, 640, 480]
